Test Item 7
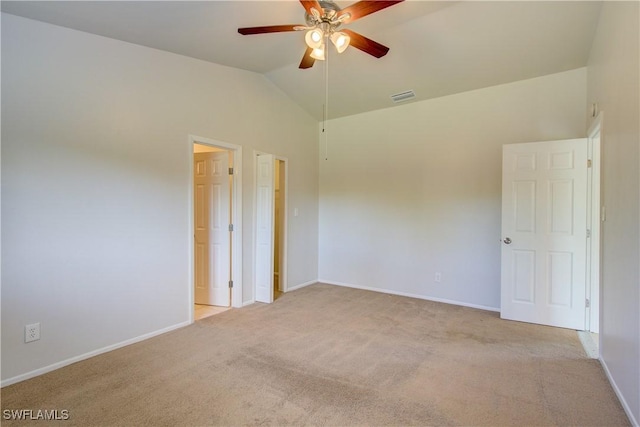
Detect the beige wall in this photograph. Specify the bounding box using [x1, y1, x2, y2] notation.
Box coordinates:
[587, 2, 640, 423]
[1, 13, 319, 383]
[318, 68, 587, 310]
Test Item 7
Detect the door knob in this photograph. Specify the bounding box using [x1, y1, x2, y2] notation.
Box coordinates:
[503, 237, 512, 244]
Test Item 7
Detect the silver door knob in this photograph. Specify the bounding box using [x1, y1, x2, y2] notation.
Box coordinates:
[503, 237, 512, 244]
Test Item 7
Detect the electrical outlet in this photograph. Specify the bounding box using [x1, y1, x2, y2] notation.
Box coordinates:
[435, 272, 442, 283]
[25, 323, 40, 343]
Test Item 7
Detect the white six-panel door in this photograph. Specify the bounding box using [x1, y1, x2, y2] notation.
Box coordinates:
[501, 139, 588, 330]
[194, 151, 230, 306]
[255, 154, 275, 304]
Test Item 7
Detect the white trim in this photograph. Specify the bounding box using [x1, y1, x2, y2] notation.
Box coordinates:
[0, 321, 190, 388]
[600, 357, 639, 427]
[251, 151, 259, 305]
[586, 112, 603, 335]
[577, 331, 598, 359]
[319, 280, 500, 312]
[276, 156, 289, 293]
[588, 111, 604, 140]
[189, 135, 243, 309]
[252, 151, 289, 302]
[286, 280, 317, 292]
[252, 151, 273, 303]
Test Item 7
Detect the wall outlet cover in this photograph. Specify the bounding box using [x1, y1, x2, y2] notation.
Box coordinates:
[25, 323, 40, 343]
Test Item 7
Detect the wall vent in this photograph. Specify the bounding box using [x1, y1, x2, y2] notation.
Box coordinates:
[390, 90, 416, 103]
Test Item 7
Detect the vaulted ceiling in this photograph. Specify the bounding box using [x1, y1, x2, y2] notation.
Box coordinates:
[1, 1, 602, 120]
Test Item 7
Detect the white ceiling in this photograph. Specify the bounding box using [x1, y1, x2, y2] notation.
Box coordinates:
[1, 1, 602, 120]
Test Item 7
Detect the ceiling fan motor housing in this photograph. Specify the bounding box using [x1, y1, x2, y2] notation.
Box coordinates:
[305, 1, 342, 27]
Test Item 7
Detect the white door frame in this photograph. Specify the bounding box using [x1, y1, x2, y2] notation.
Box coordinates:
[188, 135, 243, 323]
[252, 151, 289, 302]
[501, 139, 588, 330]
[193, 150, 231, 306]
[277, 156, 289, 293]
[586, 112, 603, 334]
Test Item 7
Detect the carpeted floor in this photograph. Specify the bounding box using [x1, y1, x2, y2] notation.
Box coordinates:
[1, 283, 630, 426]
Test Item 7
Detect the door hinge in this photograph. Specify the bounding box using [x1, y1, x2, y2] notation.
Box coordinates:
[229, 280, 234, 289]
[586, 229, 591, 238]
[587, 159, 592, 168]
[229, 167, 234, 175]
[228, 224, 234, 232]
[585, 298, 590, 308]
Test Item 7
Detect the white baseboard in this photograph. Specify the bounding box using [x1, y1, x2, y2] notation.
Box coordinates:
[318, 279, 500, 312]
[239, 280, 316, 306]
[600, 357, 639, 427]
[286, 279, 317, 292]
[1, 321, 190, 388]
[577, 331, 598, 359]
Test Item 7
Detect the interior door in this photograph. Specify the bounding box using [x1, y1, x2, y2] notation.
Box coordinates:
[501, 139, 588, 330]
[194, 151, 230, 306]
[255, 154, 274, 303]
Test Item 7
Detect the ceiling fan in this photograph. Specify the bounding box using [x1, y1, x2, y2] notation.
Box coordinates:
[238, 0, 404, 69]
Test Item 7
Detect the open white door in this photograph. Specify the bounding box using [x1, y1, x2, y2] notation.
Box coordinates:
[194, 151, 230, 306]
[501, 139, 588, 330]
[255, 154, 274, 303]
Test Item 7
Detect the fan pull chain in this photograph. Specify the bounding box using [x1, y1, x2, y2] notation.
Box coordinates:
[323, 43, 329, 160]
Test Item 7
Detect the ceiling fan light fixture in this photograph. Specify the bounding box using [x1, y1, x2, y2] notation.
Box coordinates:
[237, 0, 404, 69]
[305, 28, 324, 49]
[336, 12, 351, 23]
[310, 44, 326, 60]
[330, 31, 350, 53]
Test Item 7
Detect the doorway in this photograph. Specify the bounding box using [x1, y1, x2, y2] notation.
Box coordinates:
[274, 159, 286, 300]
[586, 112, 603, 336]
[501, 138, 589, 330]
[500, 135, 602, 334]
[254, 152, 288, 304]
[189, 135, 243, 323]
[193, 143, 232, 308]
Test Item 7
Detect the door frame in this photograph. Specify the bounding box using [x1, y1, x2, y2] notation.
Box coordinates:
[586, 112, 603, 334]
[193, 150, 231, 306]
[275, 157, 289, 293]
[500, 139, 588, 330]
[252, 151, 289, 302]
[188, 135, 243, 323]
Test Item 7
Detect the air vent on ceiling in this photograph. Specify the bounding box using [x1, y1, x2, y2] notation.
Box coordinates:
[390, 90, 416, 103]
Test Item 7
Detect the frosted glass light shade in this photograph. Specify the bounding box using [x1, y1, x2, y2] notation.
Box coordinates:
[305, 29, 324, 49]
[310, 45, 325, 60]
[330, 32, 350, 53]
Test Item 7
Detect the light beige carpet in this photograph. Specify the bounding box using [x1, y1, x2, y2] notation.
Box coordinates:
[1, 283, 630, 426]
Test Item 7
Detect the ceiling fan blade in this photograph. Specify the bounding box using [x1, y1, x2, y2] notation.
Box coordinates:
[341, 29, 389, 58]
[339, 1, 404, 24]
[299, 47, 316, 69]
[238, 25, 299, 35]
[299, 0, 323, 17]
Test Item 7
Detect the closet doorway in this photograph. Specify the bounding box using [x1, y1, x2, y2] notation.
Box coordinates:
[193, 143, 232, 308]
[254, 152, 288, 303]
[273, 158, 286, 300]
[189, 135, 243, 322]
